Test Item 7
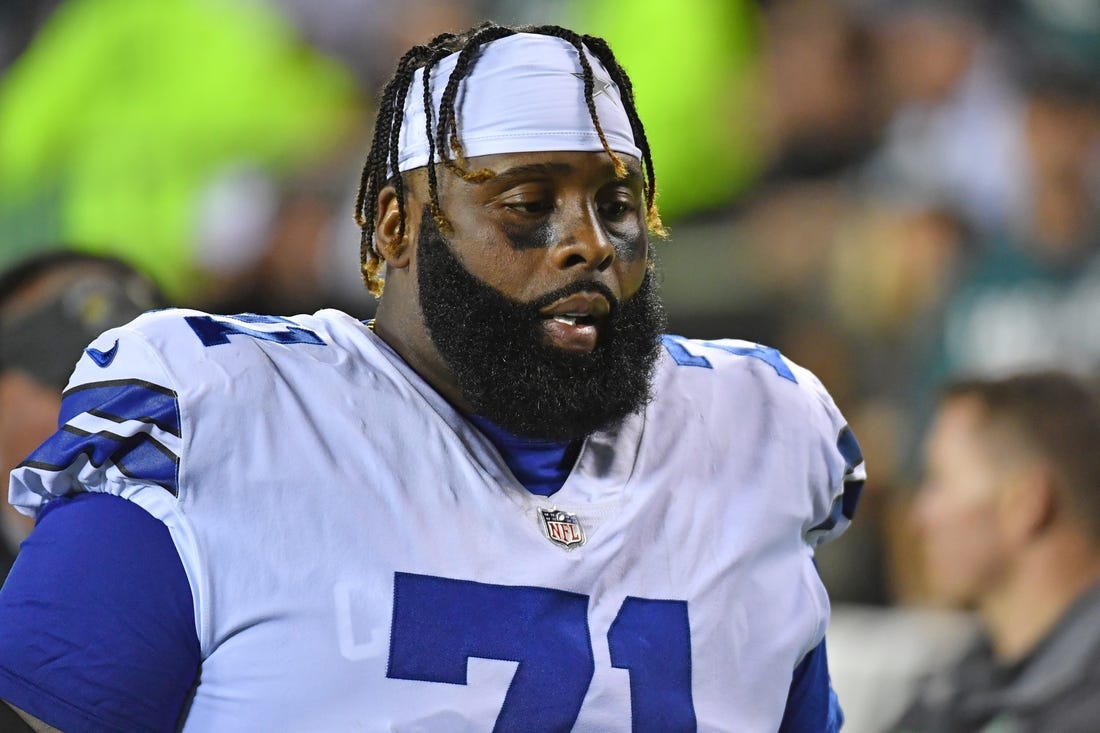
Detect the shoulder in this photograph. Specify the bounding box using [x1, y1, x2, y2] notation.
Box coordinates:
[9, 308, 373, 517]
[653, 334, 865, 545]
[655, 334, 843, 428]
[68, 307, 372, 396]
[91, 307, 364, 365]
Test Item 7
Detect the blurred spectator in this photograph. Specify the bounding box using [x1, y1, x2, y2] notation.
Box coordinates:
[890, 371, 1100, 732]
[859, 0, 1028, 236]
[266, 0, 481, 93]
[0, 250, 166, 584]
[821, 0, 1100, 603]
[758, 0, 882, 181]
[200, 163, 377, 318]
[907, 2, 1100, 446]
[0, 0, 358, 304]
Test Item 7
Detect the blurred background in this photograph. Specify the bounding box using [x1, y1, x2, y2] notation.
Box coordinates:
[1, 0, 1098, 729]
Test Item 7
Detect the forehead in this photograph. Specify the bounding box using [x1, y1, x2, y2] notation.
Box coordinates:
[928, 397, 986, 452]
[929, 396, 1022, 472]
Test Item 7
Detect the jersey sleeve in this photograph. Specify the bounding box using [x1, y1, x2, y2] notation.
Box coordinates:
[679, 336, 866, 549]
[787, 362, 866, 549]
[0, 493, 199, 733]
[1, 312, 203, 731]
[779, 637, 843, 733]
[8, 314, 185, 521]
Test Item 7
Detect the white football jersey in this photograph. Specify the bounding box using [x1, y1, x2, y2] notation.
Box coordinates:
[9, 308, 863, 732]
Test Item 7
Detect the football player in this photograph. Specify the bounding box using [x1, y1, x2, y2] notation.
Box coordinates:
[0, 23, 864, 731]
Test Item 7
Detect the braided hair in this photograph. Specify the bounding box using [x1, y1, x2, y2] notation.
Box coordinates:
[353, 22, 663, 297]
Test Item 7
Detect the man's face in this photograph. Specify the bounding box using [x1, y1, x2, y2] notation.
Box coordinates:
[912, 397, 1013, 607]
[408, 150, 665, 441]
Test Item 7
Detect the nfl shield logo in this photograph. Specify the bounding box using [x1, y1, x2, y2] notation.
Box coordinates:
[539, 508, 586, 550]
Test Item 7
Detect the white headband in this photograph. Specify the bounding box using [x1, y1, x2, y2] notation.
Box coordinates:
[394, 33, 641, 174]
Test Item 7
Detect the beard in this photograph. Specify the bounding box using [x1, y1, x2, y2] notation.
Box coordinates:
[415, 211, 666, 441]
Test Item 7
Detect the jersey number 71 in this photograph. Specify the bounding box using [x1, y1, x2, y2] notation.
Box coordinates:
[387, 572, 696, 732]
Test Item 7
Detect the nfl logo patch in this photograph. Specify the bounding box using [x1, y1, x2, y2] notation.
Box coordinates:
[539, 508, 586, 550]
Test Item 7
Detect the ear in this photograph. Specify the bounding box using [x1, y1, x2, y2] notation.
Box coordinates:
[1000, 462, 1056, 543]
[375, 184, 414, 269]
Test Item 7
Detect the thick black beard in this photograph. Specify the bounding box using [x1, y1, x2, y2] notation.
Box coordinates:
[415, 212, 666, 441]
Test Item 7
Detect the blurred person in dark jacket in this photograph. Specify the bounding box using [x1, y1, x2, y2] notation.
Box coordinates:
[892, 371, 1100, 732]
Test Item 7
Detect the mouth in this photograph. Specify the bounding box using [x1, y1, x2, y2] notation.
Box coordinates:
[538, 291, 611, 353]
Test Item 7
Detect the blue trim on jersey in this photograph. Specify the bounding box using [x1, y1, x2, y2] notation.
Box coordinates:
[836, 426, 865, 520]
[21, 426, 180, 496]
[185, 314, 324, 347]
[836, 426, 863, 468]
[704, 341, 797, 383]
[467, 415, 576, 497]
[660, 335, 798, 383]
[809, 425, 866, 533]
[660, 335, 713, 368]
[808, 497, 845, 534]
[60, 380, 181, 436]
[841, 477, 865, 522]
[20, 380, 183, 495]
[0, 493, 198, 732]
[779, 638, 843, 733]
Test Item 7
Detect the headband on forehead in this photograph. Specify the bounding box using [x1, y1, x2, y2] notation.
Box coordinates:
[394, 33, 641, 174]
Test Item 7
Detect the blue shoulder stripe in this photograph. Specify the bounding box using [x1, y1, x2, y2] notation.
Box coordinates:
[60, 380, 181, 437]
[21, 426, 180, 496]
[42, 380, 182, 495]
[809, 426, 865, 533]
[836, 426, 864, 520]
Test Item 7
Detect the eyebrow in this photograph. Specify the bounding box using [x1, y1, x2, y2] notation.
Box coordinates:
[487, 160, 644, 183]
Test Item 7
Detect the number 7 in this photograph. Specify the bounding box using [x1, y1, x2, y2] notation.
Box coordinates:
[388, 573, 696, 732]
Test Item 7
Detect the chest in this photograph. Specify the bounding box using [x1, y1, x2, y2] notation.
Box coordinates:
[176, 410, 826, 732]
[167, 337, 839, 730]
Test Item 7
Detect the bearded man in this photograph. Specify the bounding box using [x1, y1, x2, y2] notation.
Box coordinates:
[0, 23, 863, 732]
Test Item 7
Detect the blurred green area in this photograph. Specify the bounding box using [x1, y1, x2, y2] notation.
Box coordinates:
[0, 0, 358, 300]
[573, 0, 765, 224]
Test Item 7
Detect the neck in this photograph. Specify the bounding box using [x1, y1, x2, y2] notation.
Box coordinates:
[981, 533, 1100, 663]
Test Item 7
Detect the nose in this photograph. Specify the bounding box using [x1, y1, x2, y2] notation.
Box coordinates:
[550, 205, 615, 272]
